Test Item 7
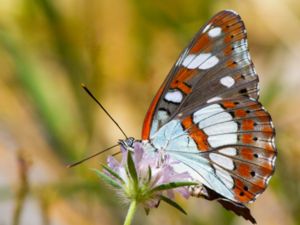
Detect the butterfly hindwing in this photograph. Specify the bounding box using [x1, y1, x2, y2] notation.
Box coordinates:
[180, 99, 276, 203]
[142, 10, 276, 204]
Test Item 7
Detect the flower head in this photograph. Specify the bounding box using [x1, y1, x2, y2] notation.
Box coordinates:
[95, 141, 197, 214]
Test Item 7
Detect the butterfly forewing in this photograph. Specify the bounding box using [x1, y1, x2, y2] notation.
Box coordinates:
[142, 10, 258, 139]
[141, 10, 276, 204]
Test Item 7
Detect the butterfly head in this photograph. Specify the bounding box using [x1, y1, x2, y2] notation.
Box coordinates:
[118, 137, 136, 152]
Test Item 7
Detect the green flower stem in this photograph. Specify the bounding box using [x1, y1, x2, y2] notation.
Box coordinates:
[124, 200, 137, 225]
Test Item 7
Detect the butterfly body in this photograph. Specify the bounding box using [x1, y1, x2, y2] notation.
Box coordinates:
[120, 10, 276, 223]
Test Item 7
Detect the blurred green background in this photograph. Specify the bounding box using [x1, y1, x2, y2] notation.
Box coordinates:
[0, 0, 300, 224]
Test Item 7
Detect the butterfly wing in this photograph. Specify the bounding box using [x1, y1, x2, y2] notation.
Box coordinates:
[142, 10, 257, 140]
[142, 10, 276, 204]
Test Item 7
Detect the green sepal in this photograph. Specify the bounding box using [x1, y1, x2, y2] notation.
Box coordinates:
[160, 195, 187, 215]
[127, 151, 138, 187]
[92, 169, 122, 189]
[151, 181, 198, 193]
[102, 164, 125, 184]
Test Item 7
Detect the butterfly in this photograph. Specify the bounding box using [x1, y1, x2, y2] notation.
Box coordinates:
[123, 10, 277, 223]
[77, 9, 276, 224]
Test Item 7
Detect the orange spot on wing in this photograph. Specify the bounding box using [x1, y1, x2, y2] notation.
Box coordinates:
[173, 67, 196, 81]
[241, 133, 253, 144]
[227, 22, 244, 32]
[237, 163, 251, 177]
[225, 30, 246, 44]
[235, 109, 246, 117]
[171, 81, 191, 94]
[265, 143, 275, 152]
[259, 167, 272, 177]
[255, 110, 268, 117]
[190, 34, 211, 54]
[224, 45, 233, 55]
[249, 181, 265, 193]
[262, 126, 273, 133]
[233, 179, 254, 203]
[240, 148, 254, 160]
[241, 119, 255, 130]
[254, 179, 265, 189]
[224, 35, 232, 44]
[226, 59, 237, 68]
[170, 68, 195, 94]
[222, 101, 236, 108]
[261, 162, 273, 174]
[181, 116, 209, 151]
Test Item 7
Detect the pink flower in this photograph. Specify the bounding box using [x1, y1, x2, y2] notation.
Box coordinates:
[100, 141, 196, 212]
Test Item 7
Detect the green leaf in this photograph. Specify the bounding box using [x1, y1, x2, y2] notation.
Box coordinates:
[102, 164, 125, 184]
[151, 181, 198, 193]
[92, 169, 122, 189]
[127, 151, 138, 186]
[160, 195, 187, 215]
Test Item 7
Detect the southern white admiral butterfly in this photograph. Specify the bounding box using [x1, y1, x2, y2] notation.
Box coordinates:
[131, 10, 276, 223]
[74, 10, 277, 224]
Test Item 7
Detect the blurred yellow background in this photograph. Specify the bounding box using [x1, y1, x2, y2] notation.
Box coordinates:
[1, 0, 300, 224]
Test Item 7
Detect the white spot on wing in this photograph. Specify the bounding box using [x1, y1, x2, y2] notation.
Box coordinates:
[182, 53, 219, 70]
[150, 110, 170, 135]
[209, 153, 235, 170]
[157, 110, 169, 123]
[220, 76, 235, 88]
[214, 164, 234, 189]
[199, 111, 232, 128]
[207, 96, 222, 103]
[208, 27, 222, 38]
[183, 53, 211, 69]
[164, 90, 183, 103]
[199, 55, 219, 69]
[182, 54, 196, 67]
[203, 121, 238, 135]
[208, 134, 237, 147]
[202, 24, 211, 33]
[193, 104, 224, 124]
[219, 147, 237, 156]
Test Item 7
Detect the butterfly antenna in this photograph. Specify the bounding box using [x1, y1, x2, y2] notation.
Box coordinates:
[67, 143, 119, 168]
[81, 83, 128, 139]
[111, 151, 122, 157]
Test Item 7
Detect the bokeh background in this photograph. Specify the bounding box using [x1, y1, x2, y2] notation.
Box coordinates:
[0, 0, 300, 224]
